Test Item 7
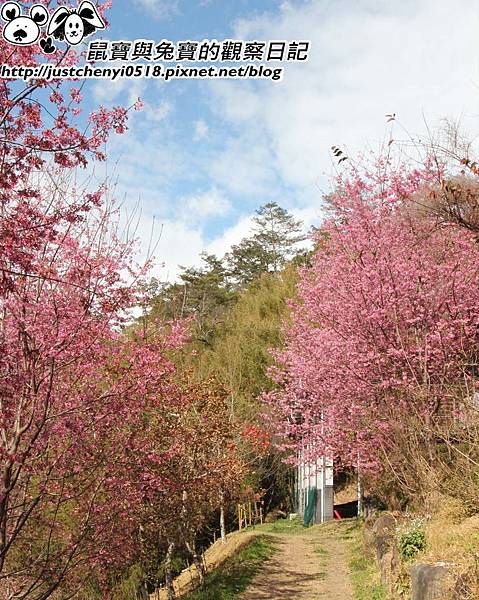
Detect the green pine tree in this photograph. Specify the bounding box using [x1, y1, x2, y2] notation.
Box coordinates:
[226, 202, 306, 285]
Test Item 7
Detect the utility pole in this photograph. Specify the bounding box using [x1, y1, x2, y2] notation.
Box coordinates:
[321, 412, 325, 523]
[357, 452, 363, 518]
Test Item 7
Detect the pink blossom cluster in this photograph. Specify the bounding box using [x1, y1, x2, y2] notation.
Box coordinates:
[0, 5, 241, 597]
[266, 163, 479, 474]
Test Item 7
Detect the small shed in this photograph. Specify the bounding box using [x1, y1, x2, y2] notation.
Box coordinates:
[296, 450, 334, 525]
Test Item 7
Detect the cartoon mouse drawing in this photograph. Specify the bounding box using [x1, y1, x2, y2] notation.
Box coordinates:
[1, 2, 48, 45]
[47, 1, 105, 46]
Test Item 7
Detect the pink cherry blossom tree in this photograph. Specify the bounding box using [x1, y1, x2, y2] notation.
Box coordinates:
[266, 161, 479, 494]
[0, 4, 180, 597]
[0, 167, 192, 598]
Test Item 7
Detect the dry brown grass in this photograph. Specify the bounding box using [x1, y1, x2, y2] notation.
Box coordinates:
[334, 483, 358, 505]
[421, 494, 479, 599]
[424, 495, 479, 559]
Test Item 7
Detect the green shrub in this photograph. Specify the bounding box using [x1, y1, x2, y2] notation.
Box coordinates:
[398, 521, 426, 561]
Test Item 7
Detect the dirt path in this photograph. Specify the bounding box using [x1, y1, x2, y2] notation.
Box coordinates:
[239, 521, 354, 600]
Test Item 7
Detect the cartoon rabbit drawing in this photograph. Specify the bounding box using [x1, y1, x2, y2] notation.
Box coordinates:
[47, 1, 105, 46]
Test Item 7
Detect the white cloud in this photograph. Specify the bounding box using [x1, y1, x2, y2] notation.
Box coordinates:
[119, 210, 203, 280]
[208, 132, 279, 197]
[207, 82, 262, 123]
[136, 0, 213, 18]
[194, 119, 209, 140]
[208, 0, 479, 203]
[91, 78, 170, 125]
[148, 218, 205, 280]
[108, 0, 479, 279]
[144, 100, 172, 122]
[92, 75, 147, 107]
[206, 215, 255, 258]
[180, 187, 231, 220]
[204, 206, 316, 260]
[134, 189, 233, 280]
[136, 0, 180, 19]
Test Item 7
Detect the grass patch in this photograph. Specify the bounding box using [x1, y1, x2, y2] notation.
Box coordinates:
[314, 544, 329, 557]
[346, 520, 386, 600]
[254, 517, 304, 535]
[182, 535, 276, 600]
[338, 519, 362, 540]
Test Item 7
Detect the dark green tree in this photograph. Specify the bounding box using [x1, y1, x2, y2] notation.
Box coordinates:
[147, 253, 236, 345]
[141, 203, 307, 518]
[226, 202, 306, 285]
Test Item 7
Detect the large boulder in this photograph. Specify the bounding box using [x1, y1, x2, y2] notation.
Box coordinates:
[410, 563, 453, 600]
[371, 514, 400, 592]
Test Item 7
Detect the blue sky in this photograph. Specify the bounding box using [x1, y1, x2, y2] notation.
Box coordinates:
[79, 0, 479, 280]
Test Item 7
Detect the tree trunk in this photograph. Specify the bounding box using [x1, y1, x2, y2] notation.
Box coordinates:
[357, 454, 363, 518]
[185, 540, 206, 585]
[165, 541, 176, 600]
[219, 488, 226, 544]
[138, 580, 149, 600]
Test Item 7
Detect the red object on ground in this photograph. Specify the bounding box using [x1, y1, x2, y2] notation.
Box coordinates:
[334, 510, 342, 520]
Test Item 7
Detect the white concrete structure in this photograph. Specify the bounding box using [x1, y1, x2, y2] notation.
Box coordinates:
[296, 450, 334, 525]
